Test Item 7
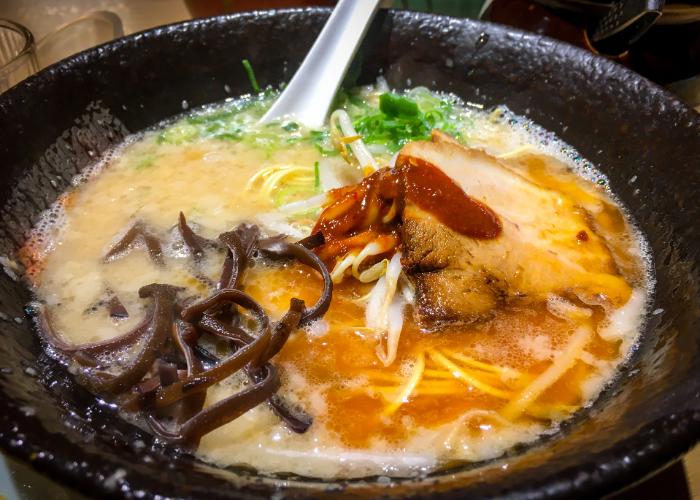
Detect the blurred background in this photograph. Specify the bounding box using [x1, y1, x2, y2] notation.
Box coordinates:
[0, 0, 698, 498]
[0, 0, 698, 105]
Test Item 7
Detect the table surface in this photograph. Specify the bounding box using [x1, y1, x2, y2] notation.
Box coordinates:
[0, 0, 697, 498]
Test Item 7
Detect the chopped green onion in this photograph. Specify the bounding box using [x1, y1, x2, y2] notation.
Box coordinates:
[314, 161, 321, 191]
[350, 92, 464, 152]
[379, 92, 420, 117]
[242, 59, 261, 93]
[134, 154, 155, 170]
[310, 130, 338, 156]
[157, 123, 200, 144]
[153, 86, 467, 154]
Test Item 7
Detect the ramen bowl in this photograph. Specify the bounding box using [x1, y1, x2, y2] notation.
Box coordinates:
[0, 8, 698, 498]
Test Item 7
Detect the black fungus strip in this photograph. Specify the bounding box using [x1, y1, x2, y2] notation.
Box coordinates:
[157, 360, 179, 387]
[257, 238, 332, 324]
[37, 305, 153, 355]
[36, 215, 332, 445]
[149, 325, 268, 406]
[107, 294, 129, 319]
[171, 319, 206, 422]
[218, 251, 234, 292]
[234, 223, 261, 258]
[247, 298, 312, 433]
[217, 231, 245, 290]
[177, 363, 279, 448]
[142, 233, 165, 266]
[178, 212, 205, 260]
[103, 224, 141, 260]
[297, 232, 325, 250]
[214, 224, 261, 307]
[262, 298, 305, 363]
[268, 394, 313, 433]
[197, 314, 253, 345]
[184, 363, 279, 447]
[197, 333, 313, 435]
[172, 319, 202, 375]
[141, 290, 271, 409]
[177, 212, 218, 261]
[72, 351, 99, 367]
[192, 344, 220, 364]
[138, 375, 162, 394]
[178, 319, 200, 347]
[83, 284, 181, 394]
[103, 222, 164, 266]
[181, 289, 266, 324]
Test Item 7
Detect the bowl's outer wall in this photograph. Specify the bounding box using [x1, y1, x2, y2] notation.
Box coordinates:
[0, 8, 698, 499]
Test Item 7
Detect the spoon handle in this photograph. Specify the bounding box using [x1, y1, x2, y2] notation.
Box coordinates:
[259, 0, 384, 129]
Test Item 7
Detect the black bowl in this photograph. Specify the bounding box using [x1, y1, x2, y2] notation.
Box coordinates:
[0, 8, 698, 499]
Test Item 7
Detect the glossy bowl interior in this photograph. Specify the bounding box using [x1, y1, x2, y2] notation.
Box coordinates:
[0, 8, 698, 499]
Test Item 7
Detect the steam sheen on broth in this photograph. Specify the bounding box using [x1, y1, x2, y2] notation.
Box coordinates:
[23, 84, 649, 478]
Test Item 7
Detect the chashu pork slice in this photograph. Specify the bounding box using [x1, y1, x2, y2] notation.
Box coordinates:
[398, 136, 631, 328]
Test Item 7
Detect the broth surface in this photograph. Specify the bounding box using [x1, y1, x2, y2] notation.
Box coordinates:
[23, 86, 649, 478]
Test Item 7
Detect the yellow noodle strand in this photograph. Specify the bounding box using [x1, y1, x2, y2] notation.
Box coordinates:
[424, 364, 506, 387]
[245, 165, 314, 197]
[501, 327, 590, 420]
[423, 369, 456, 379]
[444, 351, 522, 379]
[441, 410, 512, 451]
[339, 135, 361, 144]
[428, 350, 513, 400]
[383, 352, 425, 416]
[369, 383, 464, 397]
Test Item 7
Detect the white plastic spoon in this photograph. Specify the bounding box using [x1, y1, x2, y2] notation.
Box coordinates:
[259, 0, 385, 129]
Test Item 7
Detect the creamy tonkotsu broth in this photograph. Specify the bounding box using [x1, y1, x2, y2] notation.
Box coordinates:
[23, 84, 649, 479]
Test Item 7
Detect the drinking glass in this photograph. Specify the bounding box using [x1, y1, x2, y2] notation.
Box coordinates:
[0, 19, 38, 93]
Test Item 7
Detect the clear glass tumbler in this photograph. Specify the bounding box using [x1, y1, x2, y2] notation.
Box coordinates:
[0, 19, 38, 93]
